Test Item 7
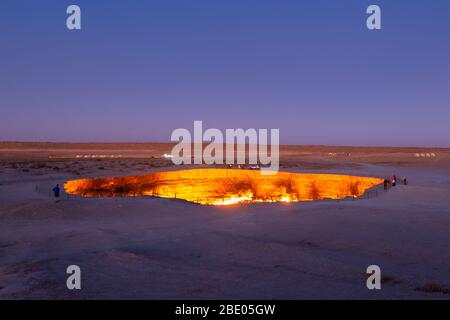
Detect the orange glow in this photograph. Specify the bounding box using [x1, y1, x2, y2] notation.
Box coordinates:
[64, 169, 383, 205]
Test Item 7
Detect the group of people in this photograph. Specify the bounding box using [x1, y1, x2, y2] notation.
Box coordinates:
[384, 175, 408, 190]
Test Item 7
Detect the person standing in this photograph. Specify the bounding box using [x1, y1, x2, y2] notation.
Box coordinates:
[53, 184, 60, 198]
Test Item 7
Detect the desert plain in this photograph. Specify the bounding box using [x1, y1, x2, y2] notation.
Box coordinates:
[1, 142, 450, 299]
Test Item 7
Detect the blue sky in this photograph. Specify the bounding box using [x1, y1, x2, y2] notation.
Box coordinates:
[1, 0, 449, 146]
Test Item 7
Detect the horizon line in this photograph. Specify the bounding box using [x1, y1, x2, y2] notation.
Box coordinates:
[0, 141, 449, 150]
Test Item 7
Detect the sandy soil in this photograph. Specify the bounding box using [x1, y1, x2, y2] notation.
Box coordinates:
[1, 143, 450, 299]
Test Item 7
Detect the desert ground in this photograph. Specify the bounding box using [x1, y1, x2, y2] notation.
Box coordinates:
[1, 142, 450, 299]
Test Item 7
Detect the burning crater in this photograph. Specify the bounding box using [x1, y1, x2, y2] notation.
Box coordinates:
[64, 169, 383, 205]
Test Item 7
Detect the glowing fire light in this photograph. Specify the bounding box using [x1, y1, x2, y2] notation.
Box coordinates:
[64, 169, 383, 205]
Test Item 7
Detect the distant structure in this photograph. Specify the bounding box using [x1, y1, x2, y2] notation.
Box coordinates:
[414, 153, 436, 158]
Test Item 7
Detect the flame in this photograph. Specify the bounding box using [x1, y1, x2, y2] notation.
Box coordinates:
[64, 169, 383, 205]
[212, 194, 254, 206]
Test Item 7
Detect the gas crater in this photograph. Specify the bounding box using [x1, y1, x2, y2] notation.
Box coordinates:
[64, 169, 383, 205]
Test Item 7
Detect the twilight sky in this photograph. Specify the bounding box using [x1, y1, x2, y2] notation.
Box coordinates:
[1, 0, 449, 146]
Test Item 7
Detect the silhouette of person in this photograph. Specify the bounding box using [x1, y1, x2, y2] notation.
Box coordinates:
[53, 184, 60, 198]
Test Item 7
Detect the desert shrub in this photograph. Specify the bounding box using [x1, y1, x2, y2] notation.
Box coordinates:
[30, 162, 47, 169]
